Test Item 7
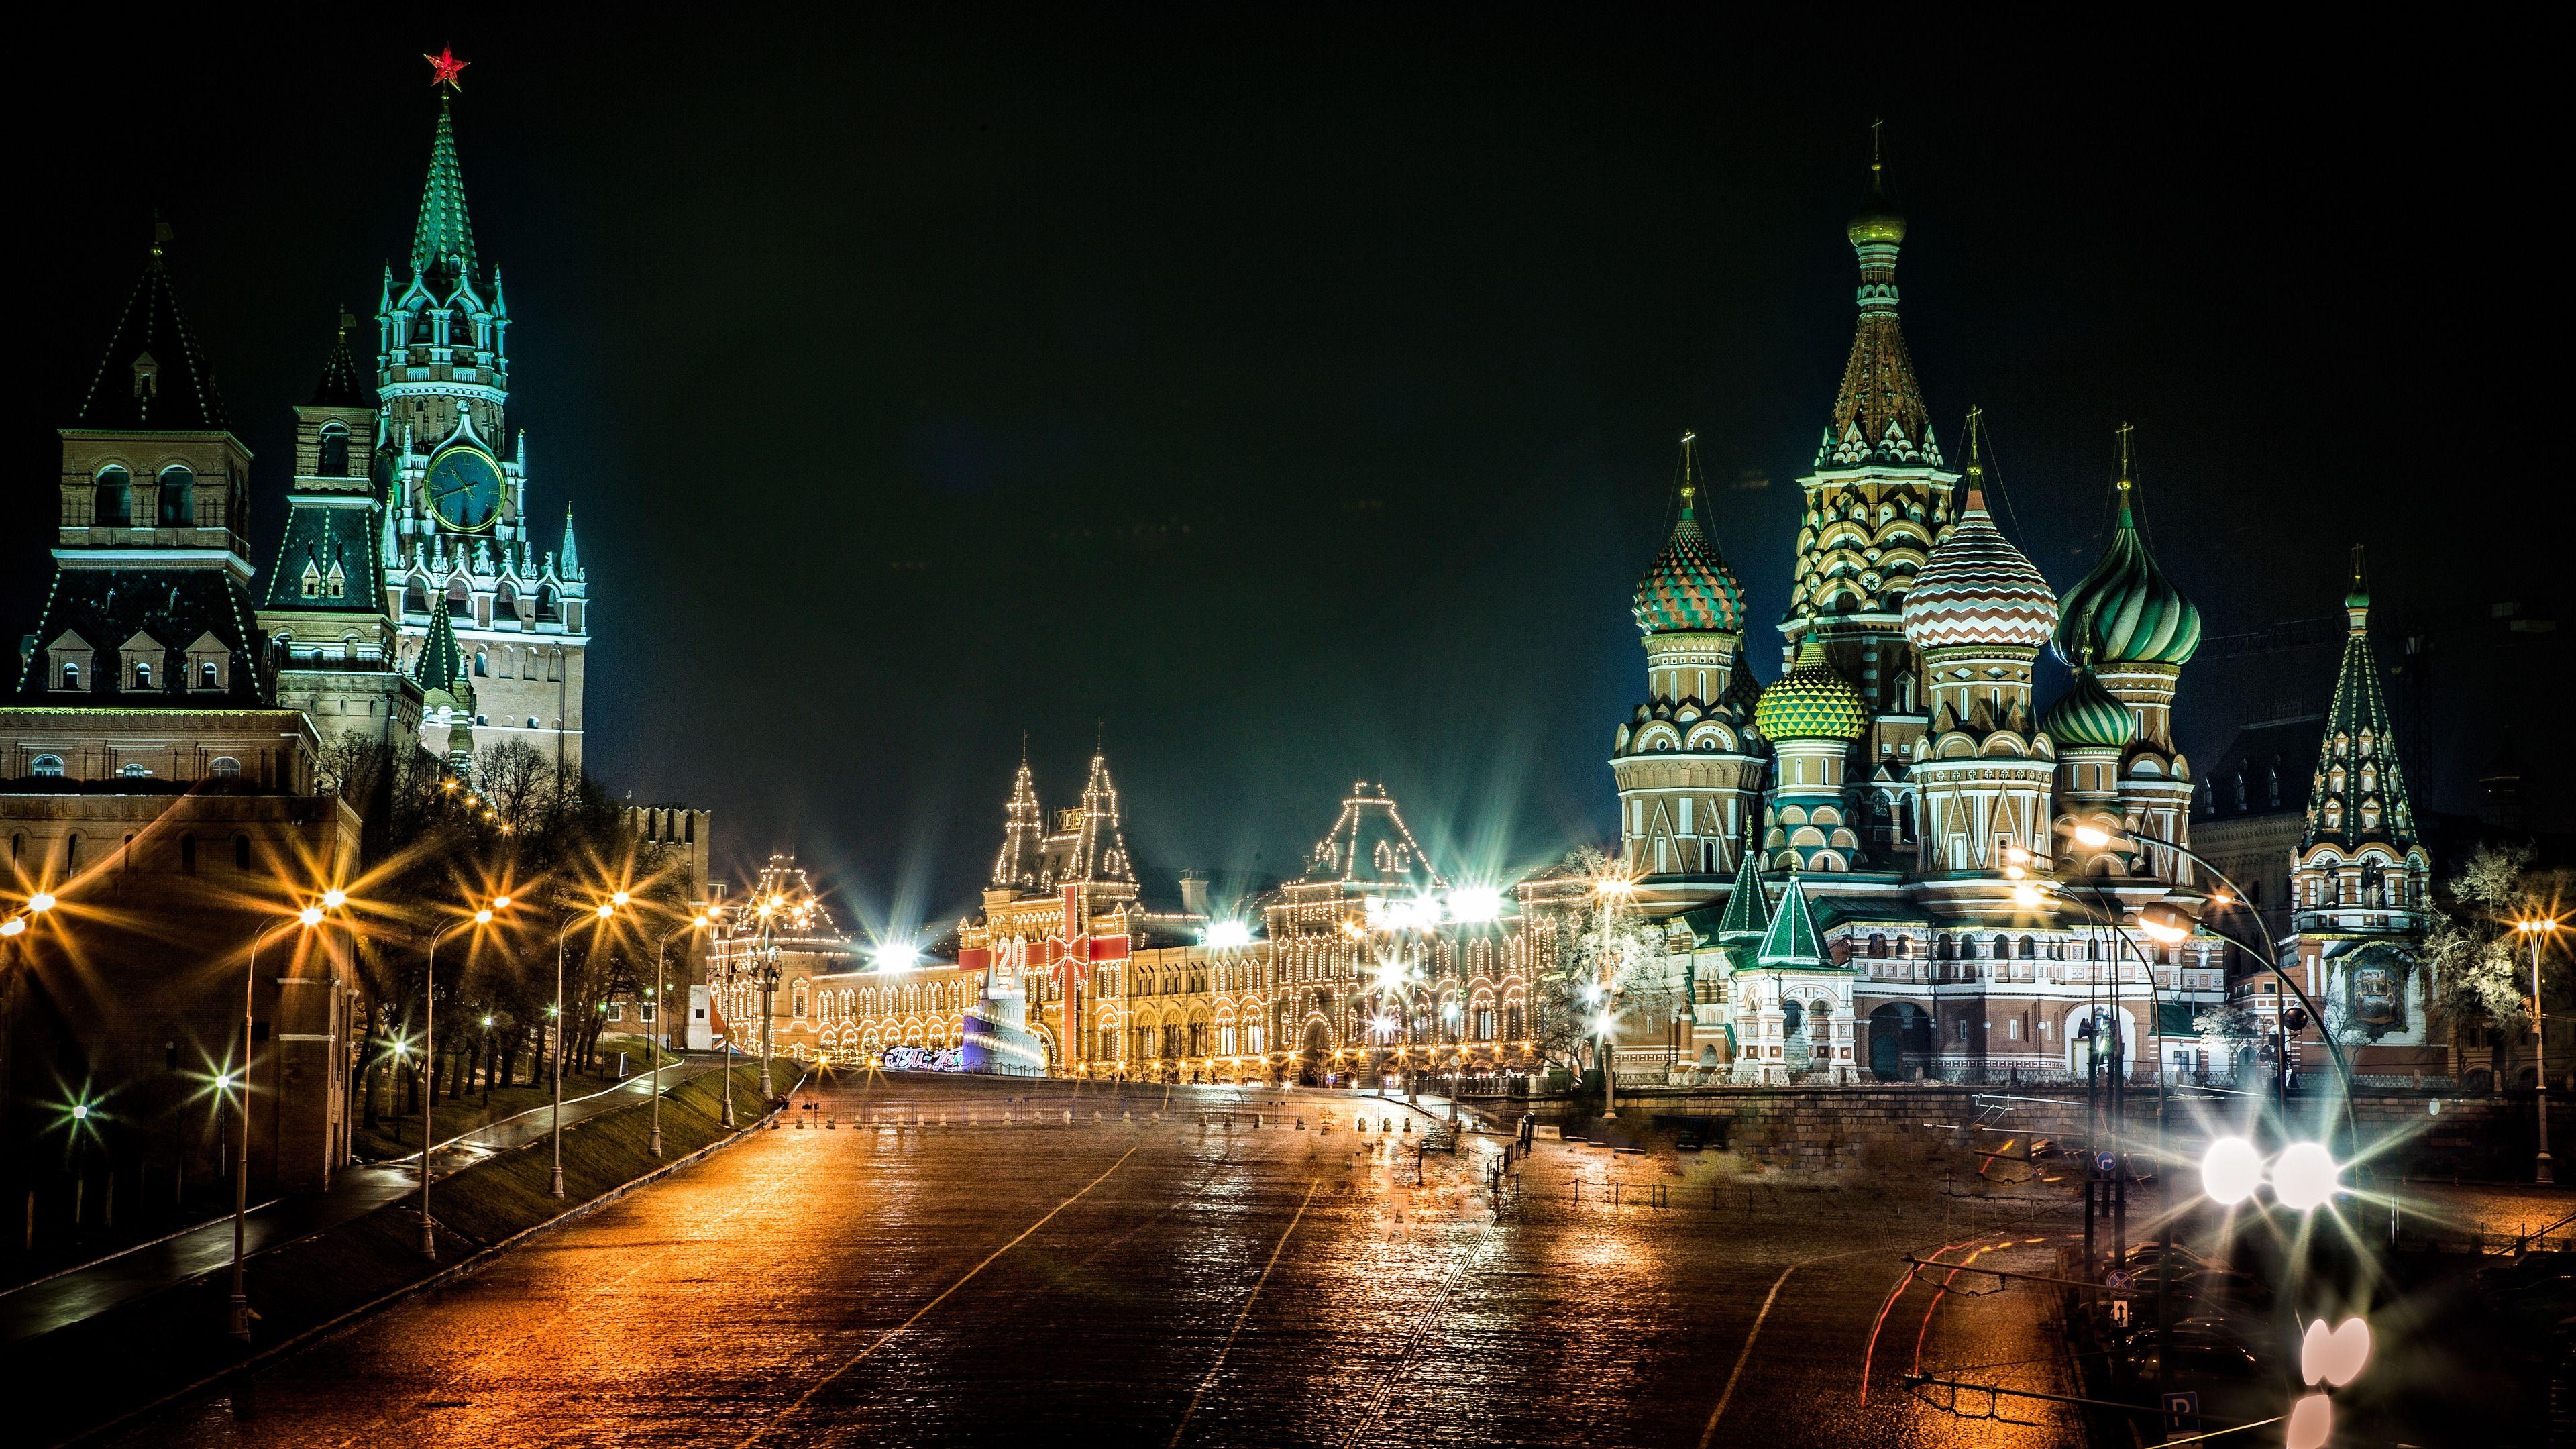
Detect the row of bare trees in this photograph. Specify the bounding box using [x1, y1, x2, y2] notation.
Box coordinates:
[325, 734, 698, 1140]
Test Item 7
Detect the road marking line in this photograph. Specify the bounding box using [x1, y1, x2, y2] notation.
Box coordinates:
[1169, 1178, 1318, 1448]
[1696, 1242, 1880, 1448]
[737, 1142, 1142, 1448]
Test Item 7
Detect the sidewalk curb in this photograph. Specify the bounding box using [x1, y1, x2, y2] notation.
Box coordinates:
[55, 1070, 803, 1449]
[0, 1199, 280, 1299]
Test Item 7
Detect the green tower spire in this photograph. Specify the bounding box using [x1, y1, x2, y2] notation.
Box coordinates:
[412, 603, 474, 709]
[1713, 816, 1771, 941]
[411, 98, 478, 280]
[2303, 547, 2415, 853]
[1756, 871, 1828, 968]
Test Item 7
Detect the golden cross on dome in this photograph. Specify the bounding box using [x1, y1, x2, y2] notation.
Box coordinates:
[425, 47, 470, 92]
[2114, 421, 2135, 488]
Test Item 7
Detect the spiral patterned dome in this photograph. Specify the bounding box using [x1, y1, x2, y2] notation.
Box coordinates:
[1754, 635, 1868, 743]
[2043, 667, 2137, 750]
[1900, 487, 2057, 652]
[2052, 484, 2202, 667]
[1633, 488, 1744, 635]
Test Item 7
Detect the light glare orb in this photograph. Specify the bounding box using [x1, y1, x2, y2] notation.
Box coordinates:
[596, 903, 616, 919]
[1590, 1013, 1617, 1038]
[297, 906, 325, 927]
[2200, 1136, 2263, 1205]
[0, 919, 22, 938]
[612, 891, 631, 907]
[1206, 920, 1254, 950]
[2300, 1316, 2371, 1388]
[2074, 823, 2112, 848]
[495, 895, 513, 910]
[1447, 886, 1503, 923]
[876, 943, 920, 971]
[2273, 1141, 2341, 1210]
[322, 888, 347, 909]
[2285, 1392, 2332, 1449]
[474, 909, 494, 925]
[2012, 883, 2043, 908]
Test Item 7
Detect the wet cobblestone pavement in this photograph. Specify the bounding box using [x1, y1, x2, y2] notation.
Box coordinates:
[119, 1073, 2084, 1447]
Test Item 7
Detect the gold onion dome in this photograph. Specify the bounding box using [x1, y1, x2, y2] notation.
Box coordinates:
[1754, 634, 1868, 743]
[1900, 484, 2057, 651]
[2051, 480, 2202, 667]
[2043, 665, 2137, 749]
[1847, 161, 1907, 246]
[1633, 484, 1745, 634]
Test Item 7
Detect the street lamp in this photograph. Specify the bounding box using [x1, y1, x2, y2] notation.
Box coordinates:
[1593, 871, 1635, 1118]
[417, 896, 508, 1258]
[553, 891, 636, 1197]
[649, 913, 710, 1158]
[230, 890, 352, 1343]
[2068, 822, 2359, 1154]
[2516, 918, 2561, 1184]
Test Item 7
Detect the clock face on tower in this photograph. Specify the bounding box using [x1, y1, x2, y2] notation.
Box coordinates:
[425, 445, 504, 533]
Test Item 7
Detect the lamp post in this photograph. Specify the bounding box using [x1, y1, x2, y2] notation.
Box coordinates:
[2072, 823, 2360, 1155]
[2518, 919, 2561, 1185]
[1593, 871, 1634, 1118]
[229, 890, 347, 1344]
[418, 896, 508, 1258]
[650, 914, 710, 1158]
[553, 892, 633, 1198]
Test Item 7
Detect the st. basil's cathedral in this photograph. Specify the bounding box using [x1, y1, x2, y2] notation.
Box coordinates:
[1607, 155, 2434, 1085]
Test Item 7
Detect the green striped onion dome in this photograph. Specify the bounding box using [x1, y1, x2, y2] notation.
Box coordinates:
[1753, 635, 1867, 743]
[2043, 667, 2136, 749]
[1633, 491, 1743, 635]
[2051, 486, 2201, 667]
[1900, 488, 2058, 652]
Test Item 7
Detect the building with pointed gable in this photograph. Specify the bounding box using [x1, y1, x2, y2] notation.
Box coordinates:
[3, 238, 364, 1209]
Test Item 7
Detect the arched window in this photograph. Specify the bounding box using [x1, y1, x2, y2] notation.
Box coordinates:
[318, 425, 350, 477]
[538, 585, 559, 619]
[404, 581, 429, 614]
[179, 834, 197, 873]
[474, 651, 489, 677]
[66, 835, 81, 869]
[93, 467, 131, 526]
[199, 661, 219, 689]
[133, 662, 152, 690]
[234, 834, 251, 870]
[1991, 934, 2011, 960]
[32, 755, 64, 778]
[447, 581, 472, 617]
[1867, 934, 1888, 959]
[157, 466, 195, 526]
[60, 663, 80, 690]
[210, 757, 241, 779]
[2019, 935, 2037, 959]
[1937, 936, 1955, 961]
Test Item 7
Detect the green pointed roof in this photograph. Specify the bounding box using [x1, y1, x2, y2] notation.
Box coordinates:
[1756, 873, 1829, 967]
[412, 604, 474, 707]
[410, 99, 478, 281]
[2302, 562, 2416, 854]
[1713, 830, 1770, 939]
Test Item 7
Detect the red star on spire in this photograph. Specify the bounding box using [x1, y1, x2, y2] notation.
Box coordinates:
[425, 47, 469, 92]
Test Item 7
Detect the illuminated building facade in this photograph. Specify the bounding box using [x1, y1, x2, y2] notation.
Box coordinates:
[1607, 152, 2268, 1084]
[376, 90, 590, 776]
[3, 239, 364, 1203]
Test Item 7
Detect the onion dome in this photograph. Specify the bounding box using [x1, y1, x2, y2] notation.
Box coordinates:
[1847, 157, 1907, 246]
[2052, 478, 2202, 667]
[1633, 443, 1744, 634]
[1900, 482, 2057, 653]
[2043, 667, 2136, 749]
[1719, 661, 1765, 721]
[1754, 635, 1868, 743]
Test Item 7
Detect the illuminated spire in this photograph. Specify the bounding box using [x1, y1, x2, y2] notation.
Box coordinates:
[411, 97, 478, 280]
[1819, 125, 1934, 470]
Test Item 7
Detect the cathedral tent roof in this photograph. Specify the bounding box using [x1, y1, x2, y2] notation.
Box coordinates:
[2301, 555, 2417, 855]
[1817, 156, 1937, 471]
[74, 248, 229, 433]
[411, 603, 473, 708]
[1755, 873, 1829, 967]
[1710, 830, 1770, 939]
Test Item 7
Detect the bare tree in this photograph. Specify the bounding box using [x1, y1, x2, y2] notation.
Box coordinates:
[475, 739, 557, 833]
[316, 729, 390, 812]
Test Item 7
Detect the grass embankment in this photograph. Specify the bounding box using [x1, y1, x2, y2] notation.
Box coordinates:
[348, 1034, 682, 1161]
[23, 1061, 776, 1447]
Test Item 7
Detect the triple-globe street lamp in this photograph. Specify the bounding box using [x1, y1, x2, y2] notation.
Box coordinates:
[2515, 917, 2563, 1184]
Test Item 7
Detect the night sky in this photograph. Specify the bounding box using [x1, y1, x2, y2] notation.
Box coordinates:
[11, 15, 2561, 938]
